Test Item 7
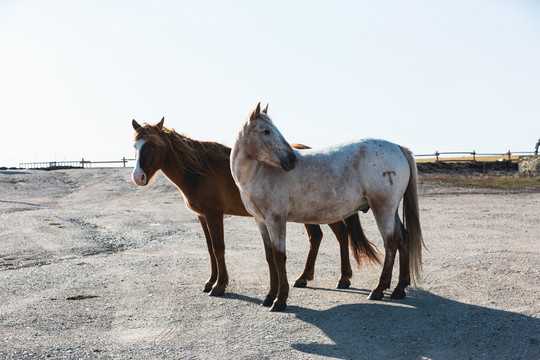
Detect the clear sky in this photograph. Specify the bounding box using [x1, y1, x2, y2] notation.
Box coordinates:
[1, 0, 539, 167]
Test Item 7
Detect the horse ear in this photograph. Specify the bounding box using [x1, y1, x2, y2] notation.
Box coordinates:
[249, 103, 261, 121]
[157, 117, 164, 129]
[132, 119, 142, 131]
[262, 103, 269, 114]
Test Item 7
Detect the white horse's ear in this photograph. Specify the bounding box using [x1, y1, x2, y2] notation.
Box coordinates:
[157, 117, 164, 129]
[249, 103, 261, 121]
[132, 119, 142, 131]
[262, 103, 269, 114]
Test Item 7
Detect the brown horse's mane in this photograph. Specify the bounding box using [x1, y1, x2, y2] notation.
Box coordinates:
[135, 123, 231, 176]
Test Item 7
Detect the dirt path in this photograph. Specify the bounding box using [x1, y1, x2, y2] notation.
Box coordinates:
[1, 168, 538, 359]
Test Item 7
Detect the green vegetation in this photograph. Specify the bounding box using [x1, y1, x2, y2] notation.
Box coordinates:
[421, 176, 540, 190]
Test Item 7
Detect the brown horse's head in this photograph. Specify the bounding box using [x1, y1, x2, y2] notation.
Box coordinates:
[132, 118, 168, 186]
[243, 103, 297, 171]
[132, 117, 230, 186]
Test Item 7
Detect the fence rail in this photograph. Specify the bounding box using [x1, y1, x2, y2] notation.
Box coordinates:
[16, 151, 539, 169]
[19, 157, 136, 169]
[415, 151, 536, 163]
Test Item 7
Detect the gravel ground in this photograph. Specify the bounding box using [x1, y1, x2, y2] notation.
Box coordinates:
[0, 168, 539, 359]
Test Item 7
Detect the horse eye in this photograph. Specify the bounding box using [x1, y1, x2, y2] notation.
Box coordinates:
[261, 130, 270, 135]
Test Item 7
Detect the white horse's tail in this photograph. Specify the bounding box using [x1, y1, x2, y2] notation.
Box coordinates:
[399, 146, 425, 285]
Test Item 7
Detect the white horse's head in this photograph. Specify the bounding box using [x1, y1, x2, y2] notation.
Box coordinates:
[242, 103, 298, 172]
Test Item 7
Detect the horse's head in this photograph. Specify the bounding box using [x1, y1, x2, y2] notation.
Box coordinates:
[132, 117, 168, 186]
[242, 103, 297, 172]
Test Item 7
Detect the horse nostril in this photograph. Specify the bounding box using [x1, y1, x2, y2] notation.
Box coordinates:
[133, 172, 148, 186]
[280, 152, 298, 171]
[288, 152, 297, 163]
[288, 152, 298, 167]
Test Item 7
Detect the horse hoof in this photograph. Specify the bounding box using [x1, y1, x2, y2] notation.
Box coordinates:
[368, 291, 384, 300]
[336, 280, 351, 289]
[270, 302, 287, 312]
[262, 295, 275, 307]
[203, 284, 213, 293]
[390, 288, 406, 299]
[293, 279, 307, 288]
[209, 287, 225, 297]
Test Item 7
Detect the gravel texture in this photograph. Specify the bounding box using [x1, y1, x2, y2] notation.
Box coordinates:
[0, 168, 538, 359]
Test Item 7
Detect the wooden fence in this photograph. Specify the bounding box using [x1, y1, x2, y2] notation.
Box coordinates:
[17, 151, 538, 169]
[414, 151, 536, 163]
[19, 157, 135, 169]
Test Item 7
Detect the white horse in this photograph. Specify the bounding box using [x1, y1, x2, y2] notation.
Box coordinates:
[231, 103, 424, 311]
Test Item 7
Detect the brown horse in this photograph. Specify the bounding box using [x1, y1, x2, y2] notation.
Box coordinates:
[131, 118, 380, 297]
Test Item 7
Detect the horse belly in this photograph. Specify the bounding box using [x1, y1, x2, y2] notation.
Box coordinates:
[287, 188, 366, 224]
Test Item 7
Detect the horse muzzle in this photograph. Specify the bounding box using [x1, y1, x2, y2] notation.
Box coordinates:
[279, 152, 298, 172]
[133, 172, 148, 186]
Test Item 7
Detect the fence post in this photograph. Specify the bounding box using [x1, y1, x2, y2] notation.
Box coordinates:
[507, 151, 511, 161]
[122, 157, 126, 167]
[435, 151, 439, 162]
[472, 150, 476, 162]
[81, 158, 85, 168]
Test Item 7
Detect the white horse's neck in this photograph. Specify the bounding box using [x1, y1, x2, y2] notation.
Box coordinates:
[230, 128, 255, 189]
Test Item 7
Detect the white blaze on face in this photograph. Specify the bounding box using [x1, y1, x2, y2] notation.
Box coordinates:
[132, 139, 147, 186]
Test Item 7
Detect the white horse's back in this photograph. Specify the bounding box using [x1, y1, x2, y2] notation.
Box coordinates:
[284, 139, 410, 223]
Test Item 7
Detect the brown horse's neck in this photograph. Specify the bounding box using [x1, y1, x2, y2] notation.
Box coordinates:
[159, 153, 198, 194]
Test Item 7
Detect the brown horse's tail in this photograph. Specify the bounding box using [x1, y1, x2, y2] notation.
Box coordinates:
[345, 213, 382, 268]
[399, 145, 425, 285]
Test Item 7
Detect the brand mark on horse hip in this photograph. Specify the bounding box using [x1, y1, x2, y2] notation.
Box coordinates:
[383, 171, 397, 185]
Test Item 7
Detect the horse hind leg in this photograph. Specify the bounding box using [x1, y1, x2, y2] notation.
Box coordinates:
[294, 224, 323, 288]
[328, 220, 353, 289]
[390, 215, 410, 299]
[368, 211, 399, 300]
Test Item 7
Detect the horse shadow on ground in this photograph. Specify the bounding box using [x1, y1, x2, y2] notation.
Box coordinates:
[289, 288, 539, 359]
[228, 288, 539, 360]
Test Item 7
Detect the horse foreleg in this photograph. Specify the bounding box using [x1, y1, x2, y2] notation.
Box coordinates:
[204, 212, 228, 296]
[198, 215, 217, 293]
[294, 224, 323, 288]
[270, 246, 288, 312]
[266, 215, 289, 312]
[328, 221, 353, 289]
[391, 216, 410, 299]
[257, 222, 279, 307]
